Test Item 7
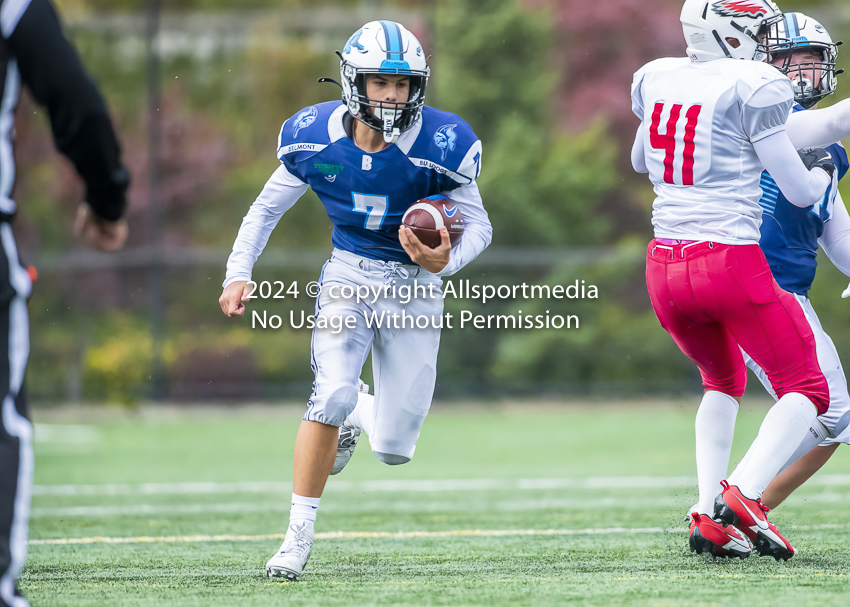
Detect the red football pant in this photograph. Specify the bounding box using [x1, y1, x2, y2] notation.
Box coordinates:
[646, 240, 829, 415]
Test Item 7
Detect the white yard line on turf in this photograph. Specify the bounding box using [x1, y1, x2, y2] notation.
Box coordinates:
[30, 476, 697, 496]
[27, 522, 850, 546]
[29, 499, 665, 518]
[31, 474, 850, 497]
[29, 527, 682, 545]
[29, 491, 850, 518]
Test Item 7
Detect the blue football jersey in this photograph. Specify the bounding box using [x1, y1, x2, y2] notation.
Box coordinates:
[758, 107, 849, 296]
[276, 101, 482, 264]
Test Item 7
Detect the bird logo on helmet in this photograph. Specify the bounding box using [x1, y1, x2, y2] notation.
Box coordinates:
[335, 21, 430, 144]
[681, 0, 784, 62]
[711, 1, 767, 19]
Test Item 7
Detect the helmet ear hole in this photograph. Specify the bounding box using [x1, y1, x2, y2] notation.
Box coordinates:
[725, 37, 742, 49]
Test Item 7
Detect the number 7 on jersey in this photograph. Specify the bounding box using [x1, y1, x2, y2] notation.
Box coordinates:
[650, 102, 702, 186]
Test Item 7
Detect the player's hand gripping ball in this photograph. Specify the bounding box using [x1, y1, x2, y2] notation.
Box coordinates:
[401, 195, 464, 249]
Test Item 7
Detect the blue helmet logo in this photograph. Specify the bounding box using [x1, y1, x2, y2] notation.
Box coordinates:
[344, 29, 366, 54]
[293, 107, 318, 139]
[434, 124, 457, 162]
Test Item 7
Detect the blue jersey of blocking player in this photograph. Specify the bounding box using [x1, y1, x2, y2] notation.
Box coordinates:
[277, 101, 482, 264]
[758, 107, 850, 296]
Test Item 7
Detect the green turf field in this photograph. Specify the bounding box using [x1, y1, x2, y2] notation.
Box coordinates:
[22, 401, 850, 606]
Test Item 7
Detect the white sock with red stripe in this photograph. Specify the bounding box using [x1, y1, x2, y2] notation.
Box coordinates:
[695, 391, 739, 515]
[727, 393, 818, 499]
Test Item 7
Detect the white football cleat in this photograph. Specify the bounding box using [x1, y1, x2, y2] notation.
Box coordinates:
[266, 521, 314, 580]
[330, 380, 369, 475]
[331, 422, 361, 475]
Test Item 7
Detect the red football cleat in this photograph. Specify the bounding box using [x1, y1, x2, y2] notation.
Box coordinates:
[713, 481, 796, 561]
[689, 512, 752, 559]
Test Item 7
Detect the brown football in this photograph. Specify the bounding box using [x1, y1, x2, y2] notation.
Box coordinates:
[401, 195, 465, 249]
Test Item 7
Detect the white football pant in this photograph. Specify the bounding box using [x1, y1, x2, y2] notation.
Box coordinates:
[743, 293, 850, 446]
[304, 248, 444, 464]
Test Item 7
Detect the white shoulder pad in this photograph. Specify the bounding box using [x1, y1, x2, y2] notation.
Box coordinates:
[738, 71, 794, 143]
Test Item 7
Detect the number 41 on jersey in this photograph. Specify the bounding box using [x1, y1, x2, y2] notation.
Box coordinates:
[650, 102, 702, 186]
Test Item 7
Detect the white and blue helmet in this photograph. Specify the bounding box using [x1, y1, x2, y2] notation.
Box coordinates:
[764, 12, 843, 109]
[339, 21, 429, 144]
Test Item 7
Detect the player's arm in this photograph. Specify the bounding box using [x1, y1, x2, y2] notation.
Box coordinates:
[401, 136, 491, 275]
[434, 181, 492, 276]
[6, 0, 129, 230]
[786, 98, 850, 149]
[819, 191, 850, 276]
[220, 164, 308, 316]
[631, 127, 648, 174]
[398, 181, 492, 275]
[742, 77, 831, 207]
[753, 135, 831, 207]
[629, 67, 648, 174]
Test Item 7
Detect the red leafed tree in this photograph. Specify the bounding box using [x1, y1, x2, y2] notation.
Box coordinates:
[546, 0, 685, 136]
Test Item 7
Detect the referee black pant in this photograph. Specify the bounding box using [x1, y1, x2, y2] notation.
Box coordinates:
[0, 222, 32, 607]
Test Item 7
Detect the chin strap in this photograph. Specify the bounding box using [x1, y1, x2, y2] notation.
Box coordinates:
[318, 77, 343, 90]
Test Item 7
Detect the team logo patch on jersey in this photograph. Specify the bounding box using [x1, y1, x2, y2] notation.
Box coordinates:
[344, 29, 366, 54]
[434, 124, 457, 162]
[711, 0, 767, 19]
[293, 107, 319, 139]
[314, 163, 344, 183]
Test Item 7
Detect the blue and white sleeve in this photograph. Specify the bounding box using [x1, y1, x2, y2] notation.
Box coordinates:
[436, 179, 492, 277]
[223, 164, 309, 288]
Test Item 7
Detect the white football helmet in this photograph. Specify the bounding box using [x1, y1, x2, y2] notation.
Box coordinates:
[338, 21, 429, 144]
[764, 13, 843, 109]
[681, 0, 785, 62]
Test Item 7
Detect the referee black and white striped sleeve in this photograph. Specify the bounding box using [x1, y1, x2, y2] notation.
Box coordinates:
[3, 0, 129, 221]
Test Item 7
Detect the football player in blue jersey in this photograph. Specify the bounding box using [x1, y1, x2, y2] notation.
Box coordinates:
[684, 13, 850, 523]
[218, 21, 491, 580]
[755, 14, 850, 510]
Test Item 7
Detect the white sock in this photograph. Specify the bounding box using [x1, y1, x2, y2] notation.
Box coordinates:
[776, 417, 830, 476]
[727, 393, 818, 499]
[289, 493, 320, 525]
[345, 391, 376, 436]
[695, 391, 739, 515]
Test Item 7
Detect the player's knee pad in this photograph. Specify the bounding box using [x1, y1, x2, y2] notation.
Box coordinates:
[374, 452, 410, 466]
[305, 384, 359, 426]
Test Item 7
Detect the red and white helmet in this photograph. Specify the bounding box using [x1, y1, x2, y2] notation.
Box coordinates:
[681, 0, 785, 62]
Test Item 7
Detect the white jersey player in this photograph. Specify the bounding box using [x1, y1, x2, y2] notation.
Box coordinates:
[219, 21, 492, 580]
[633, 0, 834, 560]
